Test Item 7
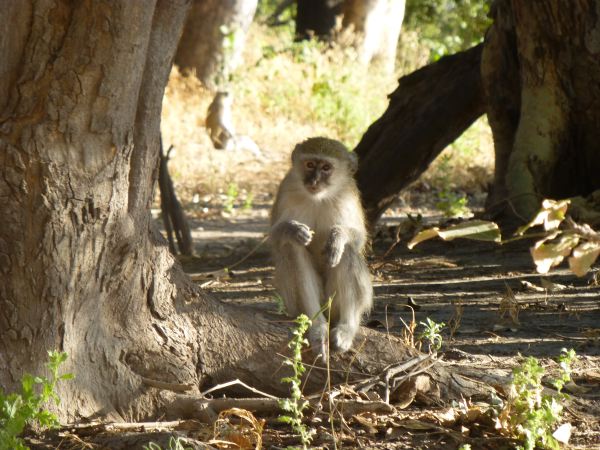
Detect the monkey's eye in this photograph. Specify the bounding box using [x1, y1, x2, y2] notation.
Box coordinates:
[305, 161, 316, 169]
[321, 163, 331, 172]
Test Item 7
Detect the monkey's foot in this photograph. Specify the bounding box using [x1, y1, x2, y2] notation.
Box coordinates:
[331, 324, 357, 352]
[308, 322, 329, 361]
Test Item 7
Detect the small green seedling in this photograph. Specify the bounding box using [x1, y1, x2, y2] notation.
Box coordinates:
[418, 317, 445, 352]
[223, 182, 239, 213]
[501, 349, 576, 450]
[0, 351, 73, 450]
[279, 314, 315, 448]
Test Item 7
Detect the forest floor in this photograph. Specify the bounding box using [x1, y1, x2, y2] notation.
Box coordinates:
[24, 185, 600, 450]
[25, 63, 599, 448]
[167, 196, 600, 450]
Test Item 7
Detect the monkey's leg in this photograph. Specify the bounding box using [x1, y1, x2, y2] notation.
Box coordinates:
[325, 247, 373, 352]
[273, 244, 328, 356]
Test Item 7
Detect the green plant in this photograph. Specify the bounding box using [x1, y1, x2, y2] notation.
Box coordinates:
[242, 191, 254, 211]
[274, 293, 287, 314]
[223, 182, 239, 213]
[436, 190, 471, 218]
[0, 351, 73, 450]
[429, 153, 473, 218]
[499, 349, 576, 450]
[418, 317, 445, 352]
[404, 0, 492, 61]
[143, 436, 192, 450]
[279, 314, 315, 448]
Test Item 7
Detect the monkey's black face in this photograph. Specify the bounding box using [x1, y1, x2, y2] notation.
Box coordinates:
[302, 159, 333, 194]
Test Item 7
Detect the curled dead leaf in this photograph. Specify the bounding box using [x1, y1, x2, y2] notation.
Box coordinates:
[408, 220, 501, 249]
[568, 241, 600, 277]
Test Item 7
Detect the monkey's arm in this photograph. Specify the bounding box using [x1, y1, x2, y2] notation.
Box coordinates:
[324, 226, 366, 267]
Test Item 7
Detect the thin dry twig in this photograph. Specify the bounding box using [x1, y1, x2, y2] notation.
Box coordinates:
[351, 353, 434, 396]
[200, 378, 279, 399]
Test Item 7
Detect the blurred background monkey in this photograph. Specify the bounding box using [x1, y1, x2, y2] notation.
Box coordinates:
[205, 91, 236, 151]
[270, 137, 372, 358]
[205, 91, 263, 157]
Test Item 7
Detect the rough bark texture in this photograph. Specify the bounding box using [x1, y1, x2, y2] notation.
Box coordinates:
[0, 0, 481, 424]
[174, 0, 258, 90]
[483, 0, 600, 224]
[354, 45, 486, 226]
[341, 0, 406, 73]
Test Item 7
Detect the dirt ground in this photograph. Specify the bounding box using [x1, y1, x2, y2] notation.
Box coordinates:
[25, 195, 600, 449]
[168, 198, 600, 449]
[24, 126, 599, 448]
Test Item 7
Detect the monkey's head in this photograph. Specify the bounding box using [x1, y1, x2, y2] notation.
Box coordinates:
[291, 137, 358, 198]
[215, 91, 232, 106]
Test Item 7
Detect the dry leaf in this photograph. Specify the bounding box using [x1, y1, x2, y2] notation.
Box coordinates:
[521, 280, 545, 292]
[552, 423, 572, 444]
[517, 199, 570, 235]
[408, 220, 501, 249]
[539, 278, 568, 291]
[568, 241, 600, 277]
[530, 233, 579, 273]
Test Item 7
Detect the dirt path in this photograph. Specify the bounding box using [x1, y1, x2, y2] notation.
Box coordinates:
[178, 209, 600, 448]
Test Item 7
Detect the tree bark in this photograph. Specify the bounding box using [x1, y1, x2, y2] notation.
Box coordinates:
[354, 45, 486, 226]
[341, 0, 406, 73]
[483, 0, 600, 224]
[0, 0, 481, 424]
[175, 0, 258, 90]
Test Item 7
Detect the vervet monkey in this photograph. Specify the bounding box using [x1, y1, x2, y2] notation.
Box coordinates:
[205, 91, 263, 158]
[205, 91, 236, 151]
[270, 137, 372, 357]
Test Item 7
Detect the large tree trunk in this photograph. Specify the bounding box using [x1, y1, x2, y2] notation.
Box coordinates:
[0, 0, 478, 424]
[483, 0, 600, 225]
[175, 0, 257, 90]
[341, 0, 406, 73]
[354, 45, 486, 226]
[0, 0, 281, 422]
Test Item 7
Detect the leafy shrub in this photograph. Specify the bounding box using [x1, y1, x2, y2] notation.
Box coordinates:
[0, 351, 72, 450]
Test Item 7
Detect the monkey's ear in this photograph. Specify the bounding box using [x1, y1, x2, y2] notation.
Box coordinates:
[347, 152, 359, 173]
[291, 144, 302, 164]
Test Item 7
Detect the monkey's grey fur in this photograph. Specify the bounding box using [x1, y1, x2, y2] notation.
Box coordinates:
[270, 137, 372, 358]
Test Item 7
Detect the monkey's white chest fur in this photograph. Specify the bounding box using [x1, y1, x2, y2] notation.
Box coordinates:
[276, 189, 364, 252]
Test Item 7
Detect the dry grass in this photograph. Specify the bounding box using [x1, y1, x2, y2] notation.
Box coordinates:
[160, 22, 493, 214]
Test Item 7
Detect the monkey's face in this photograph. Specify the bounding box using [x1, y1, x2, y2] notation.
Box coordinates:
[300, 158, 335, 196]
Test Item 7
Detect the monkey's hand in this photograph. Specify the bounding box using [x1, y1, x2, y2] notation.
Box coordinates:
[324, 226, 347, 267]
[282, 220, 313, 246]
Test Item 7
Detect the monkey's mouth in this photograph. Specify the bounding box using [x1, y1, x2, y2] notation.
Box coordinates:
[305, 184, 322, 194]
